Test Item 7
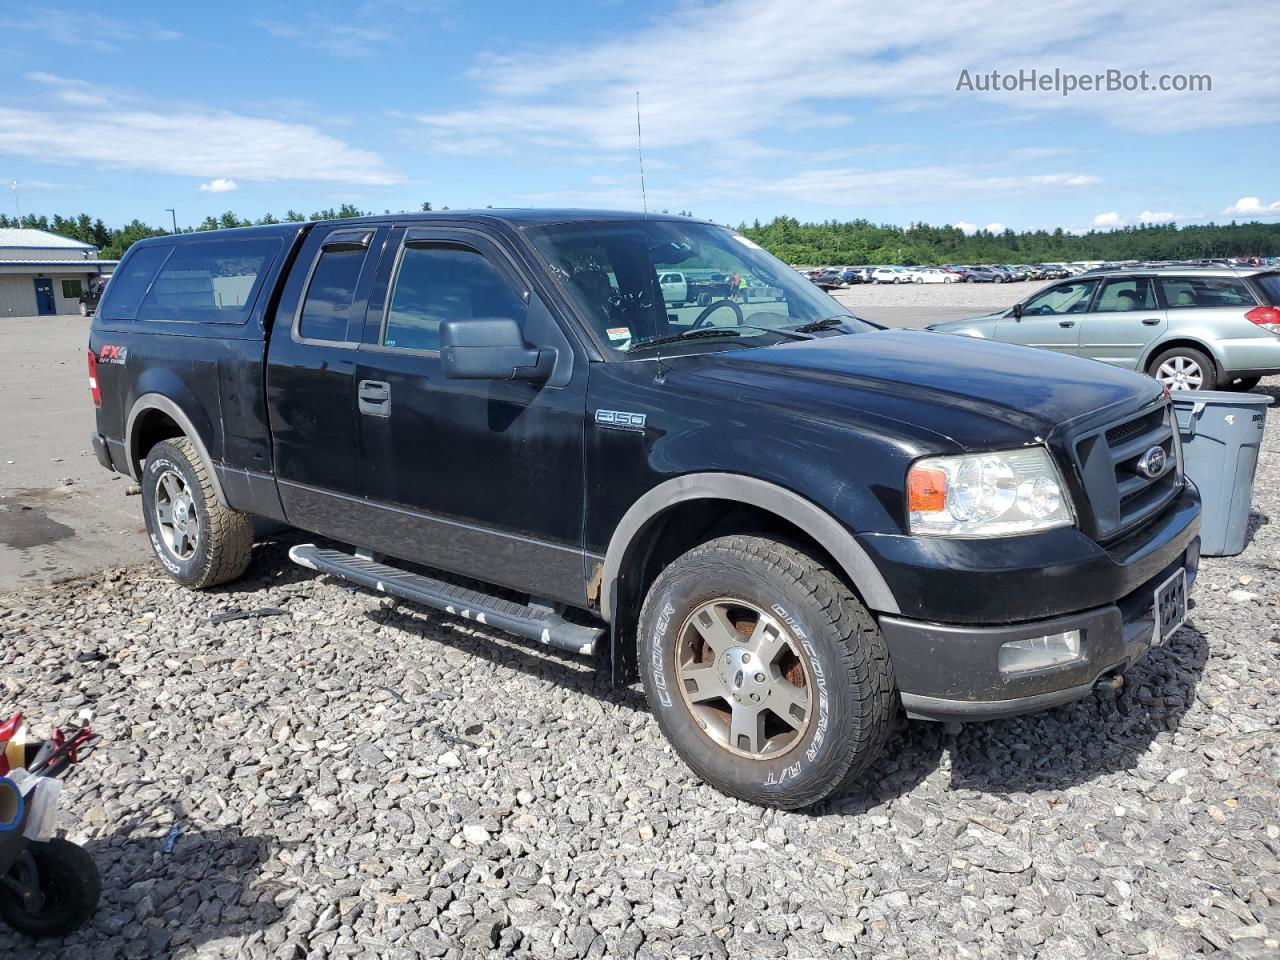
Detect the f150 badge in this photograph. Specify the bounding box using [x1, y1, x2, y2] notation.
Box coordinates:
[595, 409, 647, 431]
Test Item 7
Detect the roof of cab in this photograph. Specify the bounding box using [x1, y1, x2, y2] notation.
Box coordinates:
[120, 209, 712, 254]
[315, 209, 707, 228]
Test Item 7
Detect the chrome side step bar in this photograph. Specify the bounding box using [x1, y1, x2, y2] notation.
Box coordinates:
[289, 544, 603, 657]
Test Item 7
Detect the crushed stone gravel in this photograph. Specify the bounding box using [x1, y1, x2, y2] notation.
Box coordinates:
[0, 384, 1277, 959]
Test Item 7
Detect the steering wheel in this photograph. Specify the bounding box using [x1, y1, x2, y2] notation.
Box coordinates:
[691, 299, 744, 329]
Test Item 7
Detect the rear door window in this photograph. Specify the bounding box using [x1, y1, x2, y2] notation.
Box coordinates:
[296, 231, 376, 342]
[1094, 277, 1157, 312]
[1159, 276, 1257, 309]
[136, 237, 280, 323]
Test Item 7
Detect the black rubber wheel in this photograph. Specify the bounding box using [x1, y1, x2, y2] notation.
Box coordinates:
[1148, 345, 1218, 391]
[638, 535, 896, 809]
[142, 437, 254, 588]
[1224, 376, 1261, 392]
[0, 839, 101, 938]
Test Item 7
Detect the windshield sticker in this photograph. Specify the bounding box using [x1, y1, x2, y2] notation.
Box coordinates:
[606, 327, 631, 341]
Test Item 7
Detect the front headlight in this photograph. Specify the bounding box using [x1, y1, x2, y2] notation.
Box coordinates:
[907, 448, 1074, 537]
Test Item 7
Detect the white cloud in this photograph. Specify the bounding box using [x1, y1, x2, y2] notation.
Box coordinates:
[1093, 211, 1125, 227]
[954, 220, 978, 234]
[0, 7, 179, 51]
[984, 222, 1007, 233]
[1137, 210, 1177, 223]
[1223, 196, 1280, 217]
[415, 0, 1275, 164]
[504, 162, 1100, 212]
[198, 178, 238, 193]
[0, 74, 401, 185]
[256, 19, 394, 59]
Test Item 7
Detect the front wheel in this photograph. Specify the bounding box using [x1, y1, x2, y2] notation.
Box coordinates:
[142, 437, 254, 588]
[638, 535, 896, 808]
[1149, 345, 1217, 391]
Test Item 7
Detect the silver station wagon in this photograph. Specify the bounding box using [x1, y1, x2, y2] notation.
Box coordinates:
[928, 267, 1280, 390]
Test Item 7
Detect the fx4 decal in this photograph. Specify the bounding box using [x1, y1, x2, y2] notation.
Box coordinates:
[98, 345, 128, 365]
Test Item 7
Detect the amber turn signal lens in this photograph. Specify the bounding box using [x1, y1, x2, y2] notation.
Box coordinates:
[907, 467, 947, 513]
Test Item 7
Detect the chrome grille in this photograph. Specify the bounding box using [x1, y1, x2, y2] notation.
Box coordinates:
[1074, 402, 1182, 540]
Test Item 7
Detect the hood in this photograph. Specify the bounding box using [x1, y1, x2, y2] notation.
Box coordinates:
[683, 329, 1161, 450]
[926, 309, 1004, 331]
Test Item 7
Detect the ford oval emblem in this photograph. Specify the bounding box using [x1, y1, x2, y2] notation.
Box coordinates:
[1136, 445, 1167, 479]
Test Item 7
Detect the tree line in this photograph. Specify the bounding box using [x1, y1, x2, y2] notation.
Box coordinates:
[2, 205, 1277, 265]
[735, 216, 1280, 266]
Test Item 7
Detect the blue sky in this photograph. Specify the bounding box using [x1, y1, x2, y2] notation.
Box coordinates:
[0, 0, 1277, 234]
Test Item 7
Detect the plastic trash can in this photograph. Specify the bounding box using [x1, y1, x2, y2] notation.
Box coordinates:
[1172, 390, 1272, 556]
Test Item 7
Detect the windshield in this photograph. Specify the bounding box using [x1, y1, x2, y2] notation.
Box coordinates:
[524, 219, 872, 356]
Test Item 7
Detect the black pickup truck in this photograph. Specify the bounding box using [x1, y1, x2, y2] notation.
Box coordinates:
[88, 211, 1200, 808]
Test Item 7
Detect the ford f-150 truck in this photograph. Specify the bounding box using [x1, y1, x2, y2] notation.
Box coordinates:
[88, 211, 1201, 808]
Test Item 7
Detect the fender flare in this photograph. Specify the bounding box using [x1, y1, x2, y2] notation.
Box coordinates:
[1140, 334, 1226, 377]
[125, 393, 228, 505]
[599, 472, 899, 620]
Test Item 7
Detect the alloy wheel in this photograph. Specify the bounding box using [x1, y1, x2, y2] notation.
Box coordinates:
[1155, 355, 1203, 390]
[674, 598, 812, 759]
[153, 469, 199, 561]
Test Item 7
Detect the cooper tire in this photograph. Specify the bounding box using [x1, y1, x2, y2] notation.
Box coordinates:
[141, 437, 253, 588]
[1149, 345, 1217, 391]
[0, 838, 101, 938]
[638, 535, 896, 809]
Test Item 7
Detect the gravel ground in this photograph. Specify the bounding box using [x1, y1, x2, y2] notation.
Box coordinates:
[1, 385, 1277, 959]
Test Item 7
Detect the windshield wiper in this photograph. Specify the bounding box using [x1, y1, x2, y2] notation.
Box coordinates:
[791, 315, 854, 334]
[626, 327, 747, 352]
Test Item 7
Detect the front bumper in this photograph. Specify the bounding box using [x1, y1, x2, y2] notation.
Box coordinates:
[875, 485, 1202, 722]
[882, 539, 1199, 721]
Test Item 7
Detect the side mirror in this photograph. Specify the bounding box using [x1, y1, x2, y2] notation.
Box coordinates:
[440, 318, 553, 382]
[1010, 302, 1023, 319]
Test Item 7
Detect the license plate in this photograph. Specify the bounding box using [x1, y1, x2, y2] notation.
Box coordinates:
[1152, 568, 1188, 645]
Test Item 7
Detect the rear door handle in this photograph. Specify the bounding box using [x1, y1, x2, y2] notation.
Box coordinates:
[358, 379, 391, 417]
[1141, 318, 1162, 326]
[1058, 320, 1075, 328]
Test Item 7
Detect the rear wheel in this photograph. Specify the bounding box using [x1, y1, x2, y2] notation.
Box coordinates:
[1149, 345, 1217, 391]
[142, 437, 254, 588]
[638, 535, 896, 808]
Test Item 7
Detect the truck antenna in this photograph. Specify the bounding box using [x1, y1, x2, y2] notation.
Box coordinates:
[635, 91, 648, 217]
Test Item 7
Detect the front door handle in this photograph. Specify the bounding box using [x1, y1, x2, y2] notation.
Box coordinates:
[1141, 318, 1162, 326]
[358, 379, 391, 417]
[1058, 320, 1076, 328]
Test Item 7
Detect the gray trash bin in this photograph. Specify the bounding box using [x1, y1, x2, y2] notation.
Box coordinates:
[1172, 390, 1272, 556]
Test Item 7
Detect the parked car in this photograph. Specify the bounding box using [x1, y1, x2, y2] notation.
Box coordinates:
[872, 266, 909, 284]
[927, 266, 1280, 390]
[913, 267, 954, 284]
[961, 266, 1002, 283]
[78, 276, 109, 316]
[88, 211, 1201, 809]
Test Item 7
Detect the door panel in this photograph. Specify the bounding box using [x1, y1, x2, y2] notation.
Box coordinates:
[996, 278, 1100, 354]
[1079, 277, 1165, 368]
[354, 228, 589, 606]
[265, 225, 387, 539]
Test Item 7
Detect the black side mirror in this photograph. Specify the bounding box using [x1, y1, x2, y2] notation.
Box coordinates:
[440, 318, 553, 382]
[1010, 302, 1023, 319]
